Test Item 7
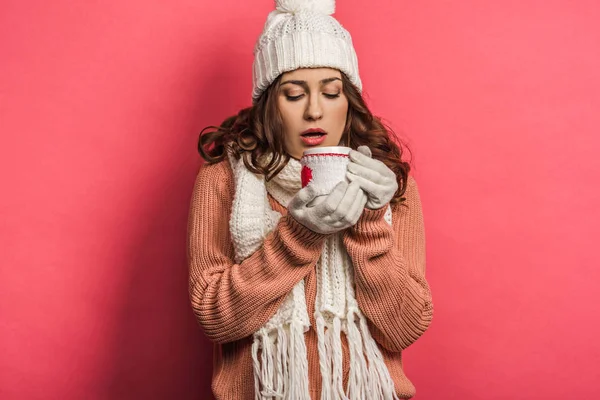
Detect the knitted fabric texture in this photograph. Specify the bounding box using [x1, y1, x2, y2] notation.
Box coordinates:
[300, 153, 350, 194]
[227, 152, 398, 400]
[252, 0, 362, 102]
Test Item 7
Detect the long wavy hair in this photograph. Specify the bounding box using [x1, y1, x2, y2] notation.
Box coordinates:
[198, 72, 412, 204]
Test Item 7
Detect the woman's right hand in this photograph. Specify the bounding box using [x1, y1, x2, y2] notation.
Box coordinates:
[288, 181, 367, 235]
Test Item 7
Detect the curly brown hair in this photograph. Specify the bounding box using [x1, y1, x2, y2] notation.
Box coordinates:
[198, 72, 412, 204]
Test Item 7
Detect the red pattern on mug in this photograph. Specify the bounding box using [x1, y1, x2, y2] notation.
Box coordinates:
[301, 166, 313, 188]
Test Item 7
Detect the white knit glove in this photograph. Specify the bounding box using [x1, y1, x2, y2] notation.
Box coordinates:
[346, 146, 399, 210]
[288, 181, 368, 235]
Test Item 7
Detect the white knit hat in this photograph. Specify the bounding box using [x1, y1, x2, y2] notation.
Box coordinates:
[252, 0, 362, 102]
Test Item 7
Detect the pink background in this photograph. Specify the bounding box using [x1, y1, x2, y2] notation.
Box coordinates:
[1, 1, 599, 399]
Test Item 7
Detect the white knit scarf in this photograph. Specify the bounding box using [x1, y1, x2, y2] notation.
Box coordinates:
[227, 152, 399, 400]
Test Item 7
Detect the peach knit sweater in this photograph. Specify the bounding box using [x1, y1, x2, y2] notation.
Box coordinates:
[187, 159, 433, 400]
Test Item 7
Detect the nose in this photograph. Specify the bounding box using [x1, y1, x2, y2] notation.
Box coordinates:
[304, 94, 323, 121]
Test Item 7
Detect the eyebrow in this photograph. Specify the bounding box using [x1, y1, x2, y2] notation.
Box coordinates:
[279, 77, 342, 89]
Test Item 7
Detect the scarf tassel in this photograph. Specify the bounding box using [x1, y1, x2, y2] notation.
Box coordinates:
[358, 317, 400, 400]
[252, 322, 310, 400]
[345, 312, 369, 399]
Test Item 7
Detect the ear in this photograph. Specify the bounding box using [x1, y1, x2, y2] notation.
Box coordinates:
[356, 145, 372, 158]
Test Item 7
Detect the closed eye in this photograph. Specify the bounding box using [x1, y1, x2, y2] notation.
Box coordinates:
[286, 94, 304, 101]
[285, 93, 341, 101]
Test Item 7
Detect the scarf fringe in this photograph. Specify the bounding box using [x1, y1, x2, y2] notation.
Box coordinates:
[315, 311, 399, 400]
[345, 312, 368, 399]
[290, 320, 311, 399]
[316, 315, 332, 400]
[358, 317, 400, 400]
[252, 321, 310, 400]
[331, 317, 346, 399]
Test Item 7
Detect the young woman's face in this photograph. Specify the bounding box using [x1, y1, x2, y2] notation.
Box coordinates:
[277, 68, 349, 160]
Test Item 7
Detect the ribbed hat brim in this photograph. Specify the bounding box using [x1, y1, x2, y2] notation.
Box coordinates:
[252, 31, 362, 102]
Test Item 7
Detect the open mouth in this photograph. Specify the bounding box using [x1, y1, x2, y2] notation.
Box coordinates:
[301, 129, 327, 138]
[301, 132, 326, 138]
[300, 129, 327, 146]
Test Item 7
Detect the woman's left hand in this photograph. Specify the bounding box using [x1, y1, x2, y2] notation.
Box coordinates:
[346, 145, 398, 210]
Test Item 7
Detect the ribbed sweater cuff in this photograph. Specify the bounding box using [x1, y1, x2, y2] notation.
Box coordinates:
[278, 214, 328, 260]
[352, 205, 389, 233]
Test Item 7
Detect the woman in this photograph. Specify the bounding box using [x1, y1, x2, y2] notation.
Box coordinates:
[187, 1, 433, 399]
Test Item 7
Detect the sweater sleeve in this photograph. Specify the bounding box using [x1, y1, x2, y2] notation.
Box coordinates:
[187, 160, 327, 344]
[343, 175, 433, 352]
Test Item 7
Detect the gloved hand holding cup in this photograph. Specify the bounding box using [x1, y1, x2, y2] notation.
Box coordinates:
[288, 146, 367, 234]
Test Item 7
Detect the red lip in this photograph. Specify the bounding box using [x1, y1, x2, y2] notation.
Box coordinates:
[301, 128, 327, 136]
[301, 135, 327, 146]
[300, 128, 327, 146]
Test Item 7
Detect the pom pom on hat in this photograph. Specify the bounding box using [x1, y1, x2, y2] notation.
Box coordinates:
[275, 0, 335, 15]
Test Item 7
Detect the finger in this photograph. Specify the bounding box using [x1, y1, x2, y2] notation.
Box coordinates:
[307, 194, 327, 208]
[331, 181, 362, 221]
[288, 184, 318, 209]
[347, 161, 384, 184]
[315, 181, 348, 218]
[346, 171, 381, 196]
[346, 187, 368, 224]
[356, 145, 372, 158]
[349, 150, 391, 176]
